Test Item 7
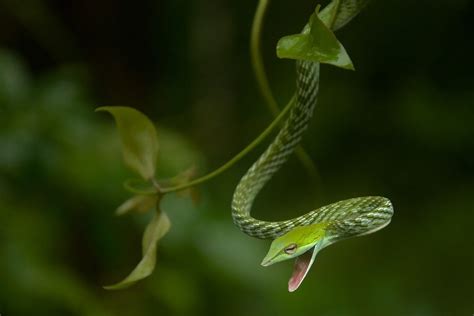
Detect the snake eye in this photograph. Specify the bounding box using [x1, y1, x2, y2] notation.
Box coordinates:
[284, 243, 298, 254]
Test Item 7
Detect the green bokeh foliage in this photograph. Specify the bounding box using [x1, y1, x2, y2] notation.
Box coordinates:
[0, 0, 473, 315]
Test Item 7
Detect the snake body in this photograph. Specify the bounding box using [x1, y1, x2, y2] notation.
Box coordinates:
[231, 1, 393, 244]
[232, 60, 392, 241]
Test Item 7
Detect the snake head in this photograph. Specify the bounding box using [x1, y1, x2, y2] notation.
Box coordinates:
[261, 222, 329, 292]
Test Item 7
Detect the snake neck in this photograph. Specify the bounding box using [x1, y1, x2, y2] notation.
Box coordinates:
[231, 60, 320, 239]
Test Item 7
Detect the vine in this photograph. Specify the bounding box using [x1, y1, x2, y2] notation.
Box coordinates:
[97, 0, 361, 290]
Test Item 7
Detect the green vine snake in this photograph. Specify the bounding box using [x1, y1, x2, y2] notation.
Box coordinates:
[231, 0, 393, 292]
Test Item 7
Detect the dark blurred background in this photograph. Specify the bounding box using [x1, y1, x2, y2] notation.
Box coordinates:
[0, 0, 473, 315]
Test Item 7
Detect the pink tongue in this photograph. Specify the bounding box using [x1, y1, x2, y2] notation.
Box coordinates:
[288, 249, 315, 292]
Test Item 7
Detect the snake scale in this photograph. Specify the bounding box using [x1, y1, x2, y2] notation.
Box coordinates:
[231, 0, 393, 291]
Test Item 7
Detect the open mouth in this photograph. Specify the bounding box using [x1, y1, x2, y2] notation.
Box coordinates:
[288, 245, 319, 292]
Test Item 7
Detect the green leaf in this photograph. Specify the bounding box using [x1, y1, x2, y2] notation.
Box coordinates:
[104, 210, 171, 290]
[115, 195, 158, 216]
[276, 6, 354, 70]
[96, 106, 159, 180]
[319, 0, 370, 31]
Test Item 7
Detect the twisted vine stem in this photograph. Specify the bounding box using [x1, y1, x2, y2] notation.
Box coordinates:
[160, 0, 320, 194]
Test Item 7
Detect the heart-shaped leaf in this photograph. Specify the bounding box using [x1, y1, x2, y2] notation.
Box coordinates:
[96, 106, 159, 180]
[104, 210, 170, 290]
[277, 6, 354, 70]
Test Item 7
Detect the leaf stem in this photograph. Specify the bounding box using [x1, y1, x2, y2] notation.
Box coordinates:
[160, 95, 295, 193]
